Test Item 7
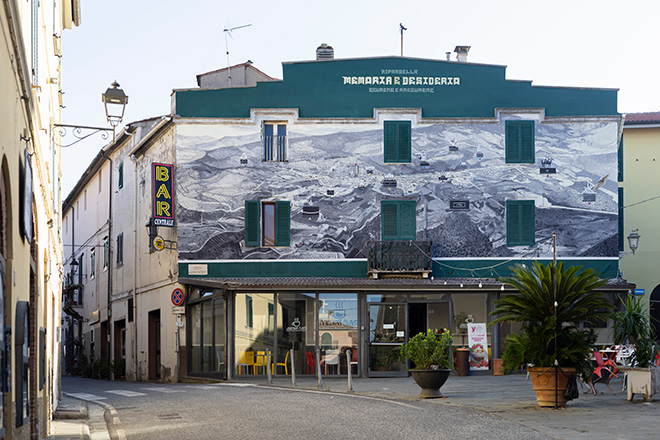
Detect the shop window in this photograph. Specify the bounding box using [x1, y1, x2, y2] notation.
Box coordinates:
[381, 200, 416, 241]
[505, 120, 535, 163]
[506, 200, 535, 246]
[384, 120, 411, 163]
[244, 200, 290, 247]
[263, 123, 287, 162]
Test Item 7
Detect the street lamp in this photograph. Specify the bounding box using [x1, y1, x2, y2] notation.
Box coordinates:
[102, 81, 129, 128]
[627, 229, 640, 255]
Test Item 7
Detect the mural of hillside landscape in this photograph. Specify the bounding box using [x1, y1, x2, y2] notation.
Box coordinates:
[176, 118, 619, 261]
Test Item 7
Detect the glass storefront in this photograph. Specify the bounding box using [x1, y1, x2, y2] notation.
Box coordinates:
[318, 293, 358, 375]
[188, 288, 226, 377]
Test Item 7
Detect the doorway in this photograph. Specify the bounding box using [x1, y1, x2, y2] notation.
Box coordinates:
[148, 309, 161, 380]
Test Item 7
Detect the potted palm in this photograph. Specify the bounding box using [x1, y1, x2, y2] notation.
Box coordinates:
[399, 329, 453, 398]
[614, 295, 660, 402]
[491, 261, 612, 407]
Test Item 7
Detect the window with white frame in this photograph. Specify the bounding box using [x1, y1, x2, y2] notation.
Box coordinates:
[263, 122, 288, 162]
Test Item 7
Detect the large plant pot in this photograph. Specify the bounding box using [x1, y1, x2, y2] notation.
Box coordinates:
[619, 366, 660, 402]
[410, 369, 452, 398]
[527, 367, 577, 408]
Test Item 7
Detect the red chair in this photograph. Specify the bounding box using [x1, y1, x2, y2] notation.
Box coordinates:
[590, 351, 619, 395]
[305, 351, 315, 374]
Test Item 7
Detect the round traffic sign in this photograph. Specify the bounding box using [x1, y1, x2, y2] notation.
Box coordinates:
[171, 288, 185, 306]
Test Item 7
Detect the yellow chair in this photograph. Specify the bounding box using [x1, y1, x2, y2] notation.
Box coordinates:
[273, 350, 290, 375]
[253, 350, 268, 374]
[237, 350, 255, 375]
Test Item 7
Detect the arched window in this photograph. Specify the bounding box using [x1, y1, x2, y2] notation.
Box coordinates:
[321, 332, 333, 349]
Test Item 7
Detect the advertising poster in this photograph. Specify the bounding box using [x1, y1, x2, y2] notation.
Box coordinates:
[467, 323, 489, 371]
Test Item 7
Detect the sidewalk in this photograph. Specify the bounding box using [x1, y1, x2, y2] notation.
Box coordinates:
[48, 394, 109, 440]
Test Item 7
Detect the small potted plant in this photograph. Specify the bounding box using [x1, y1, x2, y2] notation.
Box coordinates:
[614, 295, 660, 402]
[399, 329, 453, 398]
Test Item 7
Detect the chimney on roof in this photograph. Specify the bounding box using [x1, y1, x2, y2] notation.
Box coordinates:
[316, 43, 334, 60]
[454, 46, 471, 62]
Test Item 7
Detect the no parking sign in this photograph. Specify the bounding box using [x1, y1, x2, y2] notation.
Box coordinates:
[171, 288, 185, 306]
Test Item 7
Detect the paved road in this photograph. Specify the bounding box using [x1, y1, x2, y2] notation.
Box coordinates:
[63, 376, 552, 440]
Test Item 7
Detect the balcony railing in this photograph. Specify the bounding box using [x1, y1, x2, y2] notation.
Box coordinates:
[366, 241, 432, 278]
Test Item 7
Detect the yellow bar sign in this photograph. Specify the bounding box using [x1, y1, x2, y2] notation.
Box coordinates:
[153, 163, 174, 227]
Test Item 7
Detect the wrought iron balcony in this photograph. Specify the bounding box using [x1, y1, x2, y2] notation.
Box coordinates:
[366, 241, 432, 278]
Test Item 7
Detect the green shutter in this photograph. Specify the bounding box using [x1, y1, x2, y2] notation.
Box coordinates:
[618, 136, 623, 182]
[275, 201, 290, 246]
[398, 201, 416, 240]
[398, 121, 411, 162]
[505, 121, 520, 163]
[507, 200, 535, 246]
[618, 188, 624, 251]
[245, 201, 260, 246]
[384, 121, 398, 163]
[520, 121, 535, 163]
[381, 201, 399, 240]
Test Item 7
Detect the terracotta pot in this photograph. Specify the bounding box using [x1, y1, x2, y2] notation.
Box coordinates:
[527, 367, 577, 407]
[410, 369, 452, 398]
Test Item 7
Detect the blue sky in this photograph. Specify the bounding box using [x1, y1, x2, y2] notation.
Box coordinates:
[60, 0, 660, 196]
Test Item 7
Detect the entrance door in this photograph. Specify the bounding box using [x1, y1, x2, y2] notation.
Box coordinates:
[368, 303, 407, 376]
[148, 309, 161, 380]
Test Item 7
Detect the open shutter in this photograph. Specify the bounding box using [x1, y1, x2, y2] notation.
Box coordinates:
[381, 201, 399, 241]
[520, 121, 535, 163]
[505, 121, 520, 163]
[398, 201, 416, 240]
[397, 122, 411, 163]
[245, 201, 260, 246]
[520, 201, 535, 245]
[275, 201, 290, 247]
[384, 121, 398, 163]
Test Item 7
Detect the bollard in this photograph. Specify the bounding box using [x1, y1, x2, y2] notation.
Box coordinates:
[266, 349, 272, 384]
[346, 349, 354, 392]
[316, 348, 324, 389]
[290, 348, 296, 387]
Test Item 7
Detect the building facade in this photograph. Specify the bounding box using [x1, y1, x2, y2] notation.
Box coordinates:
[1, 1, 79, 439]
[619, 112, 660, 339]
[62, 49, 632, 384]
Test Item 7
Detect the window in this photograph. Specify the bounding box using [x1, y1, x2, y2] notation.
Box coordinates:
[103, 237, 109, 271]
[31, 0, 38, 85]
[244, 200, 290, 247]
[383, 121, 411, 163]
[90, 248, 95, 279]
[116, 233, 124, 267]
[505, 120, 535, 163]
[99, 169, 102, 193]
[118, 162, 124, 190]
[78, 252, 84, 285]
[506, 200, 535, 246]
[246, 295, 254, 328]
[381, 200, 416, 241]
[263, 123, 287, 162]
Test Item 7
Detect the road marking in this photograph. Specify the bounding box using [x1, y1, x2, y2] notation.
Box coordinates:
[188, 385, 219, 390]
[105, 390, 148, 397]
[67, 393, 107, 401]
[140, 387, 185, 393]
[216, 383, 256, 387]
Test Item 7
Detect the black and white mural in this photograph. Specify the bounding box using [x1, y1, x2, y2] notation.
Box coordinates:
[176, 116, 619, 261]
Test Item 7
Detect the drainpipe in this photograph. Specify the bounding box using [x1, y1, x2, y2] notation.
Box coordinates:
[101, 149, 113, 377]
[129, 153, 138, 380]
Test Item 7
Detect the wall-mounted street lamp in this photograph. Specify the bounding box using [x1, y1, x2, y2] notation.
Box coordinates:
[627, 229, 640, 255]
[54, 81, 129, 147]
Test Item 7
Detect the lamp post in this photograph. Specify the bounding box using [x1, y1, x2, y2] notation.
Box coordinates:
[102, 81, 129, 140]
[627, 229, 640, 255]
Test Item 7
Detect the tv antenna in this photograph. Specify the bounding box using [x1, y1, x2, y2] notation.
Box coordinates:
[223, 23, 252, 87]
[399, 23, 407, 57]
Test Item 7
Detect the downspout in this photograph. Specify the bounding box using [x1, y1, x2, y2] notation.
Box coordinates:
[129, 153, 138, 381]
[100, 150, 113, 376]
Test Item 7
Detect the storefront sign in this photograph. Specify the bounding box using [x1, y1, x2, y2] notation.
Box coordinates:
[153, 163, 175, 227]
[342, 69, 461, 94]
[468, 323, 489, 371]
[188, 264, 208, 276]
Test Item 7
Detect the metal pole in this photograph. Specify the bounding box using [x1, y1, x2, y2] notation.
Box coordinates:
[316, 348, 323, 389]
[290, 348, 296, 387]
[346, 349, 354, 392]
[266, 349, 272, 384]
[553, 233, 558, 409]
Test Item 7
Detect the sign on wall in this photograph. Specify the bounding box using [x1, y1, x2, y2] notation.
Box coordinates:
[467, 323, 489, 371]
[153, 163, 174, 227]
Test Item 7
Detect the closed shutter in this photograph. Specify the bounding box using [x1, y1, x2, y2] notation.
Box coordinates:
[618, 188, 624, 251]
[275, 201, 290, 246]
[505, 121, 520, 163]
[520, 122, 535, 163]
[507, 200, 535, 246]
[381, 201, 399, 241]
[264, 124, 273, 161]
[384, 121, 398, 163]
[398, 201, 416, 240]
[398, 122, 411, 163]
[245, 201, 260, 246]
[506, 121, 535, 163]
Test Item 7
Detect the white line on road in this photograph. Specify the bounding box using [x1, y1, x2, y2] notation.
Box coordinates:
[67, 393, 107, 401]
[140, 387, 186, 393]
[105, 390, 148, 397]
